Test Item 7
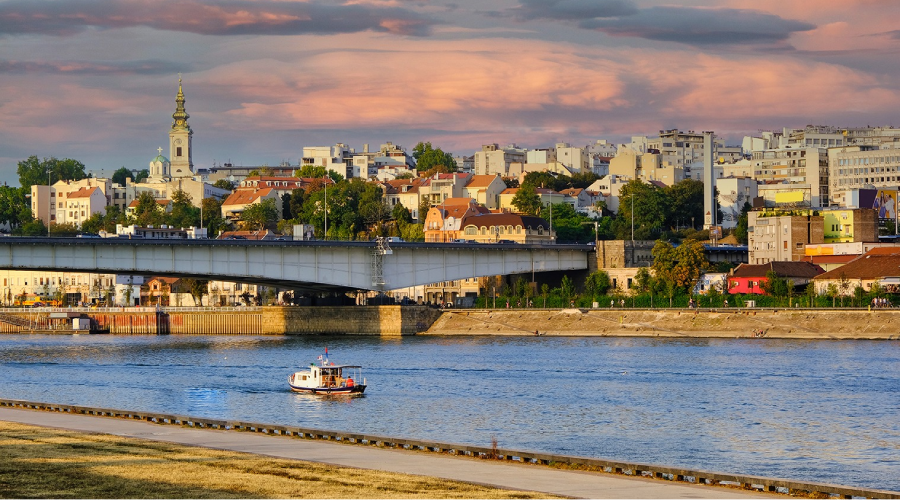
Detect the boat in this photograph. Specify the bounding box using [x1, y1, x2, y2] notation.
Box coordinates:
[288, 349, 366, 395]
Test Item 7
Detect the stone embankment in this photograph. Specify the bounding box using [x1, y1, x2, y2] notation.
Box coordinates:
[425, 308, 900, 339]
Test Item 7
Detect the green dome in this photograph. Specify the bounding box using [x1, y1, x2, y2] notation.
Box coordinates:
[152, 154, 169, 164]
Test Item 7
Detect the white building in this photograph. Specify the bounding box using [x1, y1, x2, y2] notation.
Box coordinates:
[474, 144, 526, 176]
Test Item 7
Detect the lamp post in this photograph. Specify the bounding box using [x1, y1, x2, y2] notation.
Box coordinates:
[323, 174, 328, 241]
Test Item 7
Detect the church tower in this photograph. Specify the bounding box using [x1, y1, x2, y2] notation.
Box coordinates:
[168, 76, 194, 178]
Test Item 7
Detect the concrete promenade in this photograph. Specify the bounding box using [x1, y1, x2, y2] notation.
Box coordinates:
[0, 407, 766, 499]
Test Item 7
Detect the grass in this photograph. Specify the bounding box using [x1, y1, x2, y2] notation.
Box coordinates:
[0, 422, 556, 499]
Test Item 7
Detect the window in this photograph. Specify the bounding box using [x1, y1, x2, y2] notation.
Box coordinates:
[176, 147, 183, 157]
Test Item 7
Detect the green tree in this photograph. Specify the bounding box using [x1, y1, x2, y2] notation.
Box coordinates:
[201, 197, 227, 237]
[15, 218, 47, 236]
[17, 156, 87, 190]
[418, 197, 431, 223]
[295, 165, 342, 183]
[48, 222, 79, 237]
[392, 204, 412, 225]
[167, 189, 200, 228]
[538, 203, 593, 243]
[132, 191, 164, 227]
[521, 171, 566, 192]
[0, 186, 29, 229]
[134, 169, 150, 183]
[559, 275, 576, 306]
[289, 188, 306, 221]
[213, 179, 235, 191]
[614, 180, 670, 240]
[241, 198, 279, 231]
[512, 184, 542, 215]
[734, 201, 752, 244]
[583, 270, 611, 301]
[111, 167, 132, 186]
[412, 142, 457, 172]
[651, 239, 708, 296]
[663, 179, 705, 231]
[183, 279, 209, 306]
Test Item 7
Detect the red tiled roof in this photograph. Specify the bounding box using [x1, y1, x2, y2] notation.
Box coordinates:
[68, 187, 101, 199]
[799, 255, 858, 265]
[465, 175, 499, 188]
[731, 261, 824, 279]
[222, 188, 273, 206]
[815, 250, 900, 280]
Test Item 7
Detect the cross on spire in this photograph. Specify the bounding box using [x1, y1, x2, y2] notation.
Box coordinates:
[158, 147, 163, 155]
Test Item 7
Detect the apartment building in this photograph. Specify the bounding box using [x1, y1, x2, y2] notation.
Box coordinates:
[751, 147, 829, 207]
[748, 210, 824, 264]
[828, 146, 900, 205]
[474, 144, 526, 176]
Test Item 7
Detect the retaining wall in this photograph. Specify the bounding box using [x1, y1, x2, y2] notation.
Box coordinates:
[426, 308, 900, 339]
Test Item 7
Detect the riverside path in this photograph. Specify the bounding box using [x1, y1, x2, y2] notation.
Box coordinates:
[0, 407, 766, 499]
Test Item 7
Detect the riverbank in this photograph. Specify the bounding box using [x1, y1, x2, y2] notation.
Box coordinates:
[425, 308, 900, 339]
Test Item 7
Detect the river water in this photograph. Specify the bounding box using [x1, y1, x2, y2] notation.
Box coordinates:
[1, 334, 898, 492]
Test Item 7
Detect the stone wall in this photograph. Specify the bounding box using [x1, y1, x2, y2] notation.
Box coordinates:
[0, 306, 443, 336]
[262, 306, 442, 335]
[426, 308, 900, 339]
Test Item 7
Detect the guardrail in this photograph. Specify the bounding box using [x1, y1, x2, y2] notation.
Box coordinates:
[1, 399, 896, 499]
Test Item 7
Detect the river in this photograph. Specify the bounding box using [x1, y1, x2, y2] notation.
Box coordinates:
[1, 334, 898, 491]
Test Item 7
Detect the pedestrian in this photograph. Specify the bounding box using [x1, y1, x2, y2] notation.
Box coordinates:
[724, 299, 728, 307]
[620, 299, 625, 308]
[611, 299, 615, 308]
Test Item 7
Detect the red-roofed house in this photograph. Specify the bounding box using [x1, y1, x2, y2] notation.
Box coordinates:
[727, 261, 825, 295]
[812, 247, 900, 295]
[221, 188, 281, 221]
[60, 187, 106, 227]
[423, 198, 490, 242]
[463, 174, 506, 209]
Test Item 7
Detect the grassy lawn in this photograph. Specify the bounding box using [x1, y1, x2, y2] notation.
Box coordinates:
[0, 422, 555, 499]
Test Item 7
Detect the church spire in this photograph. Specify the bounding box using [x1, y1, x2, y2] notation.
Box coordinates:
[171, 75, 191, 132]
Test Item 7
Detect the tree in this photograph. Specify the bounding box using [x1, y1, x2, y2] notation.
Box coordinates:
[134, 169, 150, 183]
[538, 203, 593, 243]
[48, 222, 79, 237]
[17, 156, 87, 190]
[663, 179, 705, 231]
[213, 179, 235, 191]
[418, 197, 431, 223]
[14, 218, 47, 236]
[111, 167, 132, 186]
[184, 279, 209, 306]
[132, 191, 164, 227]
[614, 180, 669, 240]
[521, 171, 565, 192]
[651, 239, 708, 296]
[584, 271, 611, 301]
[392, 204, 412, 225]
[0, 186, 29, 229]
[512, 184, 542, 216]
[168, 189, 199, 228]
[295, 165, 342, 183]
[559, 275, 576, 305]
[541, 283, 550, 308]
[734, 201, 752, 244]
[289, 188, 306, 221]
[412, 142, 457, 172]
[241, 198, 279, 231]
[201, 197, 227, 237]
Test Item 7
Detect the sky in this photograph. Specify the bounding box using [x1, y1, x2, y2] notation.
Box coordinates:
[1, 0, 899, 186]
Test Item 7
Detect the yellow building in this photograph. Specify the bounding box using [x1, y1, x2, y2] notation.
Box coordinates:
[822, 208, 878, 243]
[459, 213, 554, 244]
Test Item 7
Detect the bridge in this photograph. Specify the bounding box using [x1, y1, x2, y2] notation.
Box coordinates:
[0, 238, 590, 293]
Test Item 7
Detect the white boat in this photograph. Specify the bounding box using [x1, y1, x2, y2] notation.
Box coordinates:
[288, 351, 366, 395]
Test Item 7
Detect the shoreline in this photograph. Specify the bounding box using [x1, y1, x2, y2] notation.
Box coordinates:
[423, 308, 900, 340]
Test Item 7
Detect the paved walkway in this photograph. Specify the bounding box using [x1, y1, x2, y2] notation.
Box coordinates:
[0, 407, 767, 499]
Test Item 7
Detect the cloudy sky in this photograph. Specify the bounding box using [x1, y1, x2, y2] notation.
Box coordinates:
[1, 0, 899, 185]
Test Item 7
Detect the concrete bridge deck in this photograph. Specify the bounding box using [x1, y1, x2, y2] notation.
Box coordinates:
[0, 237, 590, 293]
